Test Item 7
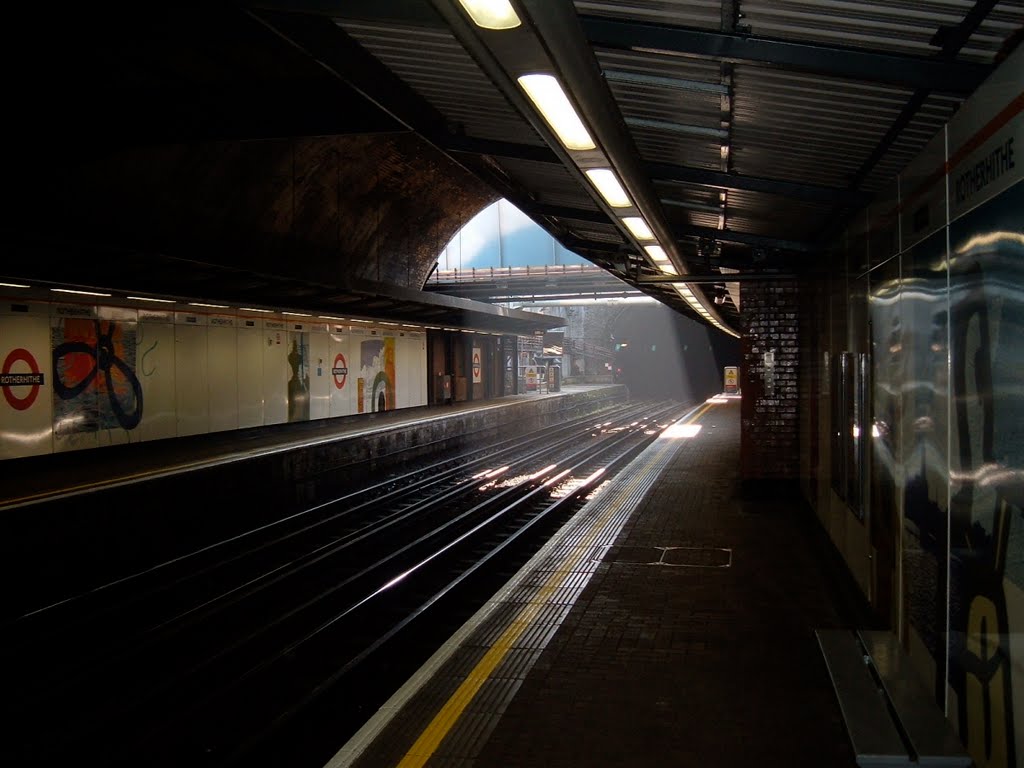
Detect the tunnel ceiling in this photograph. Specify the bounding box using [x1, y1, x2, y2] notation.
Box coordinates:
[2, 3, 1022, 335]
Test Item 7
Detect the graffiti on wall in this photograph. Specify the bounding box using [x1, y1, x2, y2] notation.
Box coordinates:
[358, 336, 395, 413]
[52, 319, 142, 436]
[287, 332, 310, 423]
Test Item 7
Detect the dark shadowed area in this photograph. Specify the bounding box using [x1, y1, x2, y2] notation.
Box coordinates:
[610, 304, 739, 402]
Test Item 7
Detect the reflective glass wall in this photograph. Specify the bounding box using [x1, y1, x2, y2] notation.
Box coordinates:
[809, 46, 1022, 767]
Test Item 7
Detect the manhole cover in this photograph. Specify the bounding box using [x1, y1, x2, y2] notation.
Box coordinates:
[662, 547, 732, 568]
[595, 546, 732, 568]
[601, 545, 662, 564]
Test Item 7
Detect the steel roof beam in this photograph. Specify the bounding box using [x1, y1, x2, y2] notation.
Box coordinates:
[845, 0, 1001, 193]
[249, 1, 444, 27]
[672, 224, 815, 253]
[441, 134, 559, 164]
[522, 202, 815, 253]
[638, 273, 797, 284]
[580, 16, 991, 94]
[816, 0, 1001, 241]
[530, 204, 609, 224]
[439, 133, 866, 208]
[649, 161, 869, 206]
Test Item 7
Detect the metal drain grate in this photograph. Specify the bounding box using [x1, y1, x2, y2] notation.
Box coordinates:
[597, 545, 732, 568]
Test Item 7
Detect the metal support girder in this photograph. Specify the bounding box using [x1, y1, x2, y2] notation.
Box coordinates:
[247, 10, 445, 134]
[440, 134, 559, 164]
[250, 0, 443, 27]
[440, 136, 858, 213]
[530, 204, 609, 224]
[816, 0, 1002, 242]
[561, 236, 625, 255]
[538, 201, 816, 253]
[846, 0, 1001, 193]
[648, 160, 869, 206]
[580, 16, 991, 94]
[673, 224, 814, 253]
[638, 272, 797, 284]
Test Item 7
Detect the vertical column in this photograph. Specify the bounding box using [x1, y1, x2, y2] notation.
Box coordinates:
[740, 281, 800, 482]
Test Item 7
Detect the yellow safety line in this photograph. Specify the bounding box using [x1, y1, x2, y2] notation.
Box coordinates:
[396, 401, 717, 767]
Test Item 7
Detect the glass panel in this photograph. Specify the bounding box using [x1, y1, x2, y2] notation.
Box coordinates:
[946, 180, 1023, 766]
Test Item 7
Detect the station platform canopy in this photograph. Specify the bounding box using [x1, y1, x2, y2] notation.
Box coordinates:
[4, 247, 564, 336]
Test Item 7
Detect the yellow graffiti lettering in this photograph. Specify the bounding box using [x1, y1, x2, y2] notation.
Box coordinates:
[966, 595, 1008, 768]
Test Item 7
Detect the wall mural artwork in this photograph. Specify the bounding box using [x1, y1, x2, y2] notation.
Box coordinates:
[51, 318, 142, 437]
[2, 310, 427, 460]
[358, 336, 395, 413]
[287, 332, 311, 423]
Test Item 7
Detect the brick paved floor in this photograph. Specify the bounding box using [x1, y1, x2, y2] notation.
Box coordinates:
[471, 401, 857, 767]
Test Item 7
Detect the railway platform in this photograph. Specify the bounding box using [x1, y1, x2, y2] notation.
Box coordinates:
[330, 396, 862, 768]
[0, 383, 622, 510]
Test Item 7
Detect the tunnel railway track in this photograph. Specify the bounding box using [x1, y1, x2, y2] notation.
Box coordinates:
[4, 399, 690, 767]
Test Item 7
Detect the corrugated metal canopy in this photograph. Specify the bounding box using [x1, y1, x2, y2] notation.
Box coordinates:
[322, 0, 1021, 334]
[2, 1, 1020, 337]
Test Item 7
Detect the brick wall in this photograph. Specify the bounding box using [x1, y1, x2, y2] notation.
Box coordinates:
[740, 281, 799, 480]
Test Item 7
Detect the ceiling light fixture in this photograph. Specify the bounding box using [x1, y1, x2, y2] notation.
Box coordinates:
[127, 296, 175, 303]
[644, 245, 669, 262]
[517, 74, 596, 151]
[622, 217, 654, 240]
[239, 307, 272, 313]
[189, 302, 229, 308]
[51, 288, 111, 297]
[0, 281, 31, 288]
[458, 0, 521, 30]
[585, 168, 632, 208]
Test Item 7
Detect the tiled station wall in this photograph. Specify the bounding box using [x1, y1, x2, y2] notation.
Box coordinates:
[0, 300, 428, 460]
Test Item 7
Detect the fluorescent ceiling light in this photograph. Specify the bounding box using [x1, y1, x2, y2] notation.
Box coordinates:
[0, 281, 30, 288]
[458, 0, 521, 29]
[644, 245, 668, 262]
[518, 74, 596, 151]
[189, 302, 229, 308]
[585, 168, 631, 207]
[128, 296, 175, 303]
[239, 307, 272, 313]
[283, 312, 312, 317]
[622, 217, 654, 240]
[51, 288, 110, 297]
[658, 263, 678, 276]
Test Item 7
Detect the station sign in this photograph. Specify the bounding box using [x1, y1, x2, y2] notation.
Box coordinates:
[723, 366, 739, 395]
